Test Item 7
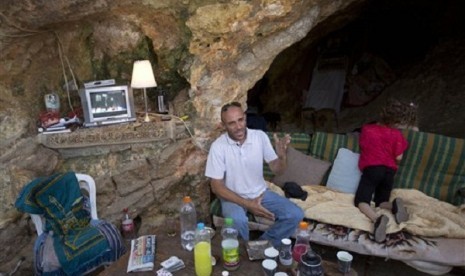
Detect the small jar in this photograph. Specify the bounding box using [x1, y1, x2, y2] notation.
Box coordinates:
[297, 250, 323, 276]
[279, 238, 293, 266]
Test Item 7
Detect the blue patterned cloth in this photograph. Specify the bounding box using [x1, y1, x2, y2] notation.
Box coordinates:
[15, 172, 126, 275]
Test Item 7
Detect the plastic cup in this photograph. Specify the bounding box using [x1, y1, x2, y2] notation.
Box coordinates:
[264, 246, 279, 262]
[262, 259, 277, 276]
[337, 251, 353, 273]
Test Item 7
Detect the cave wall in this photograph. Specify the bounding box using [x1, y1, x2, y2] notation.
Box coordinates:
[1, 0, 464, 273]
[0, 0, 367, 273]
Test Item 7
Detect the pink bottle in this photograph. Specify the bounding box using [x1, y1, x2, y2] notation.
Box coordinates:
[292, 221, 311, 264]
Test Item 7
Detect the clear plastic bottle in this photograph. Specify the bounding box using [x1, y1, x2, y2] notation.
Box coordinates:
[292, 221, 311, 264]
[221, 217, 240, 271]
[194, 222, 212, 276]
[180, 196, 197, 251]
[279, 238, 293, 266]
[121, 208, 136, 240]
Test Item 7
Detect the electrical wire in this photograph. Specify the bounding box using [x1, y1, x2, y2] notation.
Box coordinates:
[0, 12, 49, 34]
[0, 12, 78, 115]
[54, 32, 74, 113]
[137, 111, 208, 153]
[54, 31, 79, 114]
[0, 33, 43, 38]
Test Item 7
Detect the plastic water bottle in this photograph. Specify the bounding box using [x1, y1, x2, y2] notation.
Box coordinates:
[194, 222, 212, 276]
[221, 217, 240, 271]
[180, 196, 197, 251]
[292, 221, 311, 264]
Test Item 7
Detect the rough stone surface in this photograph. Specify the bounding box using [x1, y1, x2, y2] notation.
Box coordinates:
[0, 0, 464, 274]
[113, 160, 152, 196]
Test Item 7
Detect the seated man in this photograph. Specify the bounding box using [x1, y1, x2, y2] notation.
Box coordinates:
[205, 102, 304, 247]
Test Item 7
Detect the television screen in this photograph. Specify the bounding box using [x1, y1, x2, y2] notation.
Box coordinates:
[90, 89, 128, 118]
[79, 85, 136, 127]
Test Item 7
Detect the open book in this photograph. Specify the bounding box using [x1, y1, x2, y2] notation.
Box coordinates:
[127, 235, 157, 272]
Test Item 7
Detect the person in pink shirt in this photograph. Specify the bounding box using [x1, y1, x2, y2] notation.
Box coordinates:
[354, 98, 418, 243]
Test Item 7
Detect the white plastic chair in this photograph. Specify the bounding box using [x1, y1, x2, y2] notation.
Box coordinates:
[30, 173, 98, 236]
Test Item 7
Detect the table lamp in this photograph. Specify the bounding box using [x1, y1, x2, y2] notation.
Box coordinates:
[131, 60, 157, 122]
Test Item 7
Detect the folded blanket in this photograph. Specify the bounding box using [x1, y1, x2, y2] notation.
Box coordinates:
[268, 183, 465, 238]
[15, 172, 112, 276]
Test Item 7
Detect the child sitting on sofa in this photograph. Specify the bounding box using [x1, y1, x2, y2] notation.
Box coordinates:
[354, 98, 418, 243]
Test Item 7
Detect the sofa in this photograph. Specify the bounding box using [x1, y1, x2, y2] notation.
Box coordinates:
[211, 129, 465, 275]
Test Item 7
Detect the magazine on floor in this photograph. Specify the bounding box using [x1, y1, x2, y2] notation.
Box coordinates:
[127, 235, 157, 272]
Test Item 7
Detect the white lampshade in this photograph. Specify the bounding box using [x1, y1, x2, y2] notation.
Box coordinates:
[131, 60, 157, 88]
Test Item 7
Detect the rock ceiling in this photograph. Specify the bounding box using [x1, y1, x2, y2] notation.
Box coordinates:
[0, 0, 362, 141]
[1, 0, 464, 141]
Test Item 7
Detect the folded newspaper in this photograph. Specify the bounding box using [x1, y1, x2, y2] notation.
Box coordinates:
[127, 235, 157, 272]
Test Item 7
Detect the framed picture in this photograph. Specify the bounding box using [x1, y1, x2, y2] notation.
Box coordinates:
[44, 93, 60, 112]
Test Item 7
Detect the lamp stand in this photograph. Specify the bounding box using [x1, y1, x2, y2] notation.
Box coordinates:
[143, 88, 150, 122]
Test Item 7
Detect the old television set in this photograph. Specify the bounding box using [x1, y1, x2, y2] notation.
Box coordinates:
[79, 84, 136, 127]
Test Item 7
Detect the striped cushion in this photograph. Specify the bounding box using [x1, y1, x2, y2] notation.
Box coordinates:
[265, 132, 311, 153]
[309, 130, 465, 205]
[263, 132, 311, 180]
[309, 131, 360, 161]
[397, 129, 465, 205]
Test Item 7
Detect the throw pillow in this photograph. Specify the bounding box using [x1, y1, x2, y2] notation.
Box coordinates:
[327, 148, 362, 194]
[272, 146, 331, 187]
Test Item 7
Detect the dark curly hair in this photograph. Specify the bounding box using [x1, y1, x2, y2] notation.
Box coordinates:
[380, 98, 417, 128]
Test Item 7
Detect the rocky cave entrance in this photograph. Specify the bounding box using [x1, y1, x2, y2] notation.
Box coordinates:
[246, 0, 465, 138]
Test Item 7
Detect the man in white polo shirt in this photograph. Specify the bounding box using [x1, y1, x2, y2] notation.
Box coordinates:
[205, 102, 304, 247]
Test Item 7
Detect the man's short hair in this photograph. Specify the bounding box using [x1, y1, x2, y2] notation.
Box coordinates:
[221, 102, 242, 113]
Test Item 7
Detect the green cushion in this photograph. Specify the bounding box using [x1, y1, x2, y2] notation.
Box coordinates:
[397, 129, 465, 205]
[309, 131, 360, 162]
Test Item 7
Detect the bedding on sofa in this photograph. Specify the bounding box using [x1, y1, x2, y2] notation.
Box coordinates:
[267, 182, 465, 274]
[211, 182, 465, 274]
[268, 183, 465, 239]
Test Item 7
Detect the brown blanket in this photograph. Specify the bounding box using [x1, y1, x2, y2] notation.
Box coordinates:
[268, 183, 465, 238]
